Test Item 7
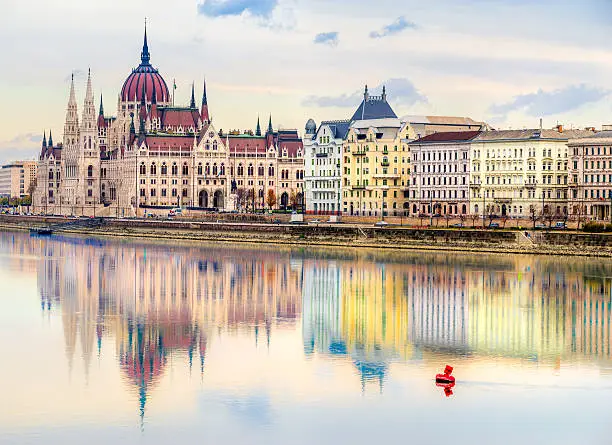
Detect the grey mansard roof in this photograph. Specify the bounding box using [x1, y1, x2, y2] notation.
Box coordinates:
[319, 120, 351, 140]
[351, 96, 397, 121]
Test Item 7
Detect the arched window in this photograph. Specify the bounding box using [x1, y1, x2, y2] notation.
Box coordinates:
[161, 163, 168, 175]
[213, 141, 218, 150]
[237, 164, 244, 176]
[140, 163, 146, 175]
[295, 170, 300, 180]
[182, 163, 189, 175]
[205, 142, 210, 150]
[258, 165, 264, 176]
[212, 164, 218, 175]
[150, 163, 157, 175]
[268, 165, 274, 177]
[87, 165, 93, 177]
[197, 163, 203, 175]
[220, 163, 226, 175]
[248, 164, 254, 176]
[171, 163, 178, 175]
[205, 163, 210, 175]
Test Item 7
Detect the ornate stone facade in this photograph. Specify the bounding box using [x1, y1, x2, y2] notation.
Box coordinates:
[33, 28, 304, 216]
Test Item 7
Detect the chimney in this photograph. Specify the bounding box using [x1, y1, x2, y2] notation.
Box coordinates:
[556, 124, 563, 133]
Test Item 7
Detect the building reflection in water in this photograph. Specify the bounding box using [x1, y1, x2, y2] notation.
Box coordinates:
[2, 233, 612, 414]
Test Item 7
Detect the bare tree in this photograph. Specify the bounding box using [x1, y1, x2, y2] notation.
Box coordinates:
[445, 212, 452, 228]
[459, 213, 466, 228]
[235, 188, 247, 211]
[289, 190, 299, 211]
[266, 189, 276, 211]
[470, 213, 479, 228]
[529, 205, 539, 229]
[501, 215, 509, 229]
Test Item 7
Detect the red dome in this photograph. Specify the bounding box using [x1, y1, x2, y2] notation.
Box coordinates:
[120, 27, 170, 103]
[121, 68, 169, 103]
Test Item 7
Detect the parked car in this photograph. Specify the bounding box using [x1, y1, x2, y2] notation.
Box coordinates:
[554, 222, 567, 229]
[535, 223, 547, 229]
[172, 207, 183, 215]
[374, 221, 390, 227]
[451, 223, 464, 228]
[489, 223, 500, 229]
[168, 210, 176, 218]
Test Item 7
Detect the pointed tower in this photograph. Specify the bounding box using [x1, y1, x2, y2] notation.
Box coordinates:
[382, 85, 387, 102]
[267, 115, 273, 134]
[201, 79, 209, 124]
[141, 20, 151, 66]
[48, 130, 53, 148]
[42, 131, 47, 149]
[80, 68, 101, 206]
[190, 83, 196, 109]
[63, 73, 79, 160]
[139, 83, 147, 135]
[81, 68, 97, 153]
[256, 117, 261, 136]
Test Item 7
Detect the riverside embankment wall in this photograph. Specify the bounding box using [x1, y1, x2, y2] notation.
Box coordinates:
[3, 215, 612, 257]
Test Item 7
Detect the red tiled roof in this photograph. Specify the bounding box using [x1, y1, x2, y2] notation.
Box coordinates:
[142, 135, 194, 151]
[159, 108, 200, 129]
[227, 136, 268, 154]
[411, 130, 481, 143]
[277, 140, 303, 157]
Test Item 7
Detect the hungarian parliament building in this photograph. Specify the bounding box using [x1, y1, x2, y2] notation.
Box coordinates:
[33, 27, 305, 216]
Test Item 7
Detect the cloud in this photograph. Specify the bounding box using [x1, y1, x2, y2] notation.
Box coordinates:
[303, 78, 427, 108]
[489, 84, 609, 118]
[0, 132, 42, 165]
[369, 17, 416, 39]
[197, 0, 278, 18]
[314, 32, 339, 47]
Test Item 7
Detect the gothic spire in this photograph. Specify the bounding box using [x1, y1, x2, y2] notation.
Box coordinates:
[190, 83, 196, 108]
[69, 73, 76, 105]
[382, 85, 386, 101]
[200, 79, 209, 123]
[99, 94, 104, 116]
[364, 84, 369, 101]
[48, 130, 53, 147]
[141, 19, 151, 65]
[42, 131, 47, 148]
[256, 116, 261, 136]
[267, 115, 273, 134]
[130, 113, 136, 135]
[85, 68, 93, 101]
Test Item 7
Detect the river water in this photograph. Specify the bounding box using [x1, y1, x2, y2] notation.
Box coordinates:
[0, 231, 610, 444]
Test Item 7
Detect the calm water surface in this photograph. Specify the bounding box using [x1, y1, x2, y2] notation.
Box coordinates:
[0, 231, 611, 444]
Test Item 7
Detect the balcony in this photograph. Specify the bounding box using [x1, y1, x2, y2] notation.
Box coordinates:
[525, 183, 537, 189]
[381, 160, 390, 167]
[372, 173, 400, 179]
[351, 151, 366, 156]
[352, 184, 366, 190]
[469, 183, 481, 189]
[316, 153, 328, 158]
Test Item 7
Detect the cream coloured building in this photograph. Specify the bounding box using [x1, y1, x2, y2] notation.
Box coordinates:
[469, 127, 594, 218]
[567, 129, 612, 220]
[0, 161, 37, 198]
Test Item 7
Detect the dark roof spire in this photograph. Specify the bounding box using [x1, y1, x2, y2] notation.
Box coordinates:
[141, 19, 151, 65]
[382, 85, 386, 101]
[129, 112, 136, 134]
[256, 116, 261, 136]
[48, 130, 53, 147]
[364, 84, 369, 101]
[267, 115, 273, 134]
[99, 94, 104, 116]
[190, 82, 196, 108]
[42, 131, 47, 148]
[201, 78, 208, 107]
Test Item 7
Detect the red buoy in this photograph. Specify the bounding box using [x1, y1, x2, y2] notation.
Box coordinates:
[435, 365, 456, 384]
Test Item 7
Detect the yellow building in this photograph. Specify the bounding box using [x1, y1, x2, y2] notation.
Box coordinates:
[343, 119, 410, 217]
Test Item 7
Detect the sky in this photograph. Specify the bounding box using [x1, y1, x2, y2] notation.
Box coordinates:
[0, 0, 611, 163]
